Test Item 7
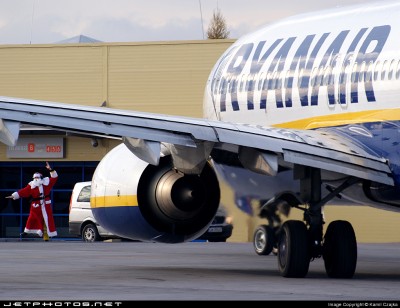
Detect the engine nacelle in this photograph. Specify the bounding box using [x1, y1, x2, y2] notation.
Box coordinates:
[90, 143, 220, 243]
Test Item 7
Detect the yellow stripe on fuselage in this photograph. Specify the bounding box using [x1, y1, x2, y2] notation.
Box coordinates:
[273, 109, 400, 129]
[90, 195, 139, 208]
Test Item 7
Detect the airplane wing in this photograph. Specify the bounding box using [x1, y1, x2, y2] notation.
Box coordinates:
[0, 96, 393, 186]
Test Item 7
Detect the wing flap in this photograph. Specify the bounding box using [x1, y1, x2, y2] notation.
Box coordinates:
[283, 150, 393, 185]
[0, 119, 20, 146]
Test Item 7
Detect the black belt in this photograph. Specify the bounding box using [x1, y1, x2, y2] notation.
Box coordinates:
[31, 195, 50, 201]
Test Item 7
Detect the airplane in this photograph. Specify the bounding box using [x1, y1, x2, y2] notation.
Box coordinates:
[0, 0, 399, 279]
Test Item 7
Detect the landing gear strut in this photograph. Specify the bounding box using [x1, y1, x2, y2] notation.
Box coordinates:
[254, 166, 359, 278]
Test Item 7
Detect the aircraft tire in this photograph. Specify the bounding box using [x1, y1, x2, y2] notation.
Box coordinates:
[277, 220, 310, 278]
[323, 220, 357, 278]
[253, 225, 274, 255]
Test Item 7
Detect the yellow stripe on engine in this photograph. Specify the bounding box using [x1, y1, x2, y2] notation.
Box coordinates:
[273, 109, 400, 129]
[90, 195, 139, 208]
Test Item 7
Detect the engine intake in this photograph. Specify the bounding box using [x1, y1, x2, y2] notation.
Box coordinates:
[138, 156, 220, 237]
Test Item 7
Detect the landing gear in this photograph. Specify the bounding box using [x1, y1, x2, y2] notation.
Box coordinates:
[253, 193, 293, 256]
[253, 166, 360, 278]
[275, 218, 357, 278]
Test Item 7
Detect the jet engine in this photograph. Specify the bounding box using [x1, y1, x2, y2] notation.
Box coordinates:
[90, 143, 220, 243]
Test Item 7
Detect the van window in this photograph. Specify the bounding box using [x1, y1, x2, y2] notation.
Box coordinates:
[77, 185, 91, 202]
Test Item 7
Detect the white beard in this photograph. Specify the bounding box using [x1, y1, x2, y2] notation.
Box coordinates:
[32, 178, 43, 187]
[29, 177, 50, 189]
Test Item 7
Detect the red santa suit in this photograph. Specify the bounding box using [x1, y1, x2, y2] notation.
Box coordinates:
[11, 170, 58, 237]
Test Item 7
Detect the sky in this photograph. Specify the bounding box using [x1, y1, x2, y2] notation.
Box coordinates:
[0, 0, 371, 45]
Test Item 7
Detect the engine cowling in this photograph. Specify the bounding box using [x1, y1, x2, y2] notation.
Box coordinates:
[90, 143, 220, 243]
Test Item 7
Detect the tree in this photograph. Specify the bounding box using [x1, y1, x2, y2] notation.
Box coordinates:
[206, 8, 230, 39]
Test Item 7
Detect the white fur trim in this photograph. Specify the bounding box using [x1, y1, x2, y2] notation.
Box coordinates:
[24, 228, 43, 237]
[11, 192, 19, 200]
[32, 172, 42, 178]
[41, 202, 57, 237]
[50, 170, 58, 178]
[47, 230, 57, 237]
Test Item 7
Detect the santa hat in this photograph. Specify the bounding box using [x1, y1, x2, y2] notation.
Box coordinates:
[32, 172, 43, 179]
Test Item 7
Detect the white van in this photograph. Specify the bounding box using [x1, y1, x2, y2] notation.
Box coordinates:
[68, 181, 122, 242]
[69, 181, 233, 242]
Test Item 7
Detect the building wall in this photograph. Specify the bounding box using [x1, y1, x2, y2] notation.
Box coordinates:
[0, 39, 234, 117]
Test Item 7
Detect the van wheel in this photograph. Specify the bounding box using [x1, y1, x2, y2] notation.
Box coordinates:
[82, 223, 101, 242]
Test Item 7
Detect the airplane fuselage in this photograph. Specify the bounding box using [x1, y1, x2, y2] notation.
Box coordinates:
[204, 1, 400, 129]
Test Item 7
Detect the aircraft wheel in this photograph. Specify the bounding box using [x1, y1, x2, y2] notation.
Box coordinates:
[323, 220, 357, 278]
[277, 220, 310, 278]
[253, 225, 275, 255]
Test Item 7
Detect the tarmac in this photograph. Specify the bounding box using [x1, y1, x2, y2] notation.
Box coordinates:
[0, 240, 399, 301]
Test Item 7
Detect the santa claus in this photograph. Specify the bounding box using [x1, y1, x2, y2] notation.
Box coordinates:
[6, 162, 58, 239]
